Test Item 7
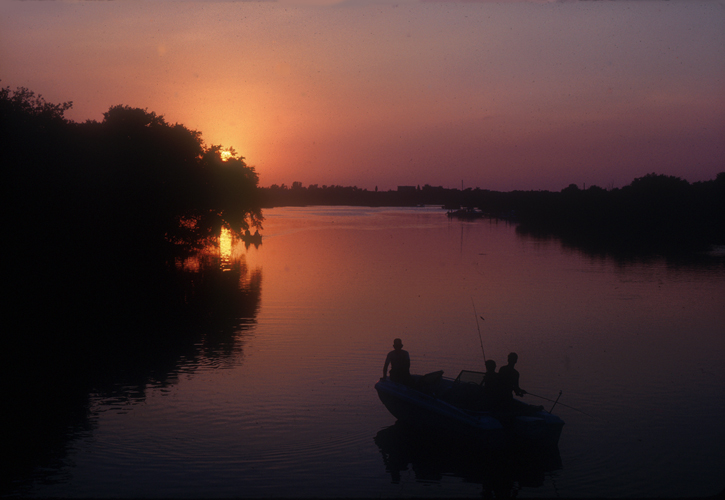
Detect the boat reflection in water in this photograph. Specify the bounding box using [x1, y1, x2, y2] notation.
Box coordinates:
[374, 421, 562, 498]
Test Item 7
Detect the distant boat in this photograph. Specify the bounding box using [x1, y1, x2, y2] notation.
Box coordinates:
[375, 370, 564, 449]
[446, 207, 485, 219]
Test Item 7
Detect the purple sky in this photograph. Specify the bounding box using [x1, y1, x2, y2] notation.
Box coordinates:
[2, 0, 723, 191]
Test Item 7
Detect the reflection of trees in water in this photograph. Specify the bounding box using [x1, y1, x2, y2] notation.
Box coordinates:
[4, 242, 262, 496]
[516, 224, 725, 269]
[374, 422, 562, 499]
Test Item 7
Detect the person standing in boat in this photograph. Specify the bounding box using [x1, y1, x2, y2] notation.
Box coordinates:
[383, 338, 411, 385]
[498, 352, 527, 402]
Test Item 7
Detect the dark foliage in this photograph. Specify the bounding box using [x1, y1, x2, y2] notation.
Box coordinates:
[3, 87, 261, 255]
[2, 83, 265, 347]
[2, 86, 263, 322]
[2, 85, 265, 493]
[510, 173, 725, 254]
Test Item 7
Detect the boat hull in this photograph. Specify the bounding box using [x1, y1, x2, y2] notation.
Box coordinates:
[375, 376, 564, 449]
[375, 378, 506, 449]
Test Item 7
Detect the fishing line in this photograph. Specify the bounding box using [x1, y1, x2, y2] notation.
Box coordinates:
[471, 297, 486, 362]
[527, 391, 595, 417]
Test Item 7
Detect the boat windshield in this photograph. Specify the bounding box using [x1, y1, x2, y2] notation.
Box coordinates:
[455, 370, 485, 385]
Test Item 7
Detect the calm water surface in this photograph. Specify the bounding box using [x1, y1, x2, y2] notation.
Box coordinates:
[22, 207, 725, 498]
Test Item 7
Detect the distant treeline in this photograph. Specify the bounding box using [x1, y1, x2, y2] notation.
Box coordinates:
[260, 174, 725, 253]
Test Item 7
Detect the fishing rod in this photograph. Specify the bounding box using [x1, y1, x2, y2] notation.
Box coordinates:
[549, 390, 562, 413]
[470, 298, 486, 362]
[526, 391, 595, 417]
[468, 300, 588, 417]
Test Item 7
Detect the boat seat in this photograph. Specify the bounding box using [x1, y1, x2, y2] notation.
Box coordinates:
[445, 382, 488, 410]
[419, 370, 444, 385]
[416, 370, 444, 394]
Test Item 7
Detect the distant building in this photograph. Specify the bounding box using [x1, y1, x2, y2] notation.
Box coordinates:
[397, 186, 417, 193]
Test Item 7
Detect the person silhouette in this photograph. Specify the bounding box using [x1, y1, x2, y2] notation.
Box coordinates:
[383, 338, 411, 385]
[482, 359, 498, 392]
[498, 352, 526, 402]
[482, 359, 503, 409]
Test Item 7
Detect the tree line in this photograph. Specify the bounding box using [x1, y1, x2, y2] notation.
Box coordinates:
[260, 174, 724, 254]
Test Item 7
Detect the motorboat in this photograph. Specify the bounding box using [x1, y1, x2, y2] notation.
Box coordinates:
[446, 207, 486, 219]
[375, 370, 564, 449]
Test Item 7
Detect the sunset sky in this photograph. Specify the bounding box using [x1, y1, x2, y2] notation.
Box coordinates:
[2, 0, 723, 191]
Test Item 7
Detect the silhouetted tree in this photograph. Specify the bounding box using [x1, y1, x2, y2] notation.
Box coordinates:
[75, 105, 262, 259]
[2, 86, 268, 495]
[2, 85, 264, 339]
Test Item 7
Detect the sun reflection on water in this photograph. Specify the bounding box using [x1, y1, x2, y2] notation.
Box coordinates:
[220, 226, 233, 270]
[174, 227, 239, 272]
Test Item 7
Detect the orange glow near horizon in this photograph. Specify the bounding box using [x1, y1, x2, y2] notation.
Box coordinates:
[1, 1, 723, 192]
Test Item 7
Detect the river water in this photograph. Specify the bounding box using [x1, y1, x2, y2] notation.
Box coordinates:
[17, 206, 725, 498]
